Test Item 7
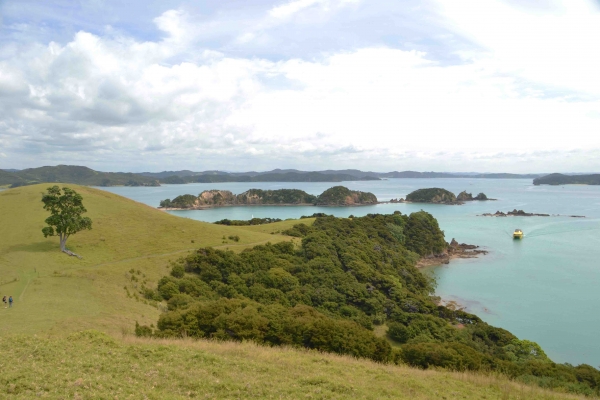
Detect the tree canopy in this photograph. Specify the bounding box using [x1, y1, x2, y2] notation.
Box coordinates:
[41, 186, 92, 256]
[137, 212, 600, 396]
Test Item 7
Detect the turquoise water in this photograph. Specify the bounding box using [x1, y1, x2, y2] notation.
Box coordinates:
[97, 179, 600, 366]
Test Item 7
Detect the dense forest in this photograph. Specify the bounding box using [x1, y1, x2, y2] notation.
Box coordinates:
[533, 173, 600, 186]
[159, 187, 378, 209]
[137, 212, 600, 396]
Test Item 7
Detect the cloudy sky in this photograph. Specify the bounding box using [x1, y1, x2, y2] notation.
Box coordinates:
[1, 0, 599, 172]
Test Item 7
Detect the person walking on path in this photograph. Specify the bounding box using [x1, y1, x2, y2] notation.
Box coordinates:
[2, 296, 6, 308]
[8, 296, 13, 308]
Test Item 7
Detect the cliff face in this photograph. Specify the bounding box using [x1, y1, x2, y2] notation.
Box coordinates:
[315, 186, 378, 206]
[196, 190, 236, 206]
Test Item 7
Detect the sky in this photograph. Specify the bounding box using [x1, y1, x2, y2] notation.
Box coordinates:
[1, 0, 600, 173]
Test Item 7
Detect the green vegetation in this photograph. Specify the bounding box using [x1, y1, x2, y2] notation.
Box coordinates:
[139, 212, 600, 396]
[159, 187, 378, 209]
[41, 186, 93, 254]
[315, 186, 378, 205]
[1, 331, 584, 400]
[160, 194, 198, 208]
[0, 165, 159, 187]
[533, 173, 600, 186]
[239, 188, 317, 204]
[0, 184, 596, 399]
[406, 188, 490, 204]
[406, 188, 459, 204]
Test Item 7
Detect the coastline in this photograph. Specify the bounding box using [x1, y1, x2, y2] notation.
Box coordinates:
[416, 240, 488, 268]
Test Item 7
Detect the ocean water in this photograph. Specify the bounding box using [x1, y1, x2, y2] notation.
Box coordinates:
[97, 179, 600, 366]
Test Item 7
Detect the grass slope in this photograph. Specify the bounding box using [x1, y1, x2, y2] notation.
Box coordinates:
[0, 331, 586, 399]
[0, 184, 290, 335]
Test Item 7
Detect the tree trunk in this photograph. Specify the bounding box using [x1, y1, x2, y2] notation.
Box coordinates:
[59, 234, 82, 259]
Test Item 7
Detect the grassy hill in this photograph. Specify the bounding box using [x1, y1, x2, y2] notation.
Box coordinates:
[0, 184, 292, 335]
[0, 185, 591, 399]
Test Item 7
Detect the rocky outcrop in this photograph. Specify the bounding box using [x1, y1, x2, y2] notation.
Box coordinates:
[418, 238, 488, 267]
[480, 210, 585, 218]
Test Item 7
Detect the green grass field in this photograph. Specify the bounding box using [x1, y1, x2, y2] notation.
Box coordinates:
[0, 184, 293, 336]
[0, 184, 591, 399]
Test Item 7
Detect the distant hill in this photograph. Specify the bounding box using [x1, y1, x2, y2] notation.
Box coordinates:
[3, 165, 160, 187]
[137, 168, 543, 181]
[0, 170, 24, 186]
[159, 171, 380, 184]
[533, 173, 600, 185]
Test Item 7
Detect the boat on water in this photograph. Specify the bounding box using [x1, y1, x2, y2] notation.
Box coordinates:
[513, 229, 524, 239]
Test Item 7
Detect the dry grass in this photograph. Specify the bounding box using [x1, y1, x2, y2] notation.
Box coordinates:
[0, 331, 588, 399]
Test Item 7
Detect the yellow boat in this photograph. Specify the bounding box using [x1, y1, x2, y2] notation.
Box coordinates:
[513, 229, 524, 239]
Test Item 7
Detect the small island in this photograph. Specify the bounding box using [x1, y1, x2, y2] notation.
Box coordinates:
[399, 188, 493, 205]
[480, 209, 585, 218]
[533, 173, 600, 186]
[159, 186, 378, 209]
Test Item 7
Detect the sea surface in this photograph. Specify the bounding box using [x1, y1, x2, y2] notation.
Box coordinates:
[97, 179, 600, 367]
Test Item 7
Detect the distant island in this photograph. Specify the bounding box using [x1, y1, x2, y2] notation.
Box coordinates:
[398, 188, 493, 205]
[159, 186, 378, 209]
[480, 209, 585, 218]
[533, 173, 600, 186]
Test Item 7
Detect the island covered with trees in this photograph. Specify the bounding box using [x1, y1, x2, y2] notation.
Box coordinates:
[136, 212, 600, 395]
[159, 186, 378, 209]
[399, 188, 493, 205]
[533, 173, 600, 186]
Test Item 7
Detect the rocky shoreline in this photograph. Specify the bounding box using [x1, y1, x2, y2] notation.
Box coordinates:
[417, 238, 488, 268]
[479, 209, 585, 218]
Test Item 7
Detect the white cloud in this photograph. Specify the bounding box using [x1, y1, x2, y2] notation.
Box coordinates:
[268, 0, 359, 19]
[2, 5, 600, 172]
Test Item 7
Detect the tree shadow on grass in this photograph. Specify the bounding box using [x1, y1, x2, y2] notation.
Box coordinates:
[6, 241, 57, 253]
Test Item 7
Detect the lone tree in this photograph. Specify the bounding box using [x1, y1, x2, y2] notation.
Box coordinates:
[42, 186, 92, 258]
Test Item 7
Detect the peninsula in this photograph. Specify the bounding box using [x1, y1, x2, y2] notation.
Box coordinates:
[159, 186, 378, 209]
[533, 173, 600, 186]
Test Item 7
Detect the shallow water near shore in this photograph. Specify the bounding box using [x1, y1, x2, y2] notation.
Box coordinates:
[98, 179, 600, 366]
